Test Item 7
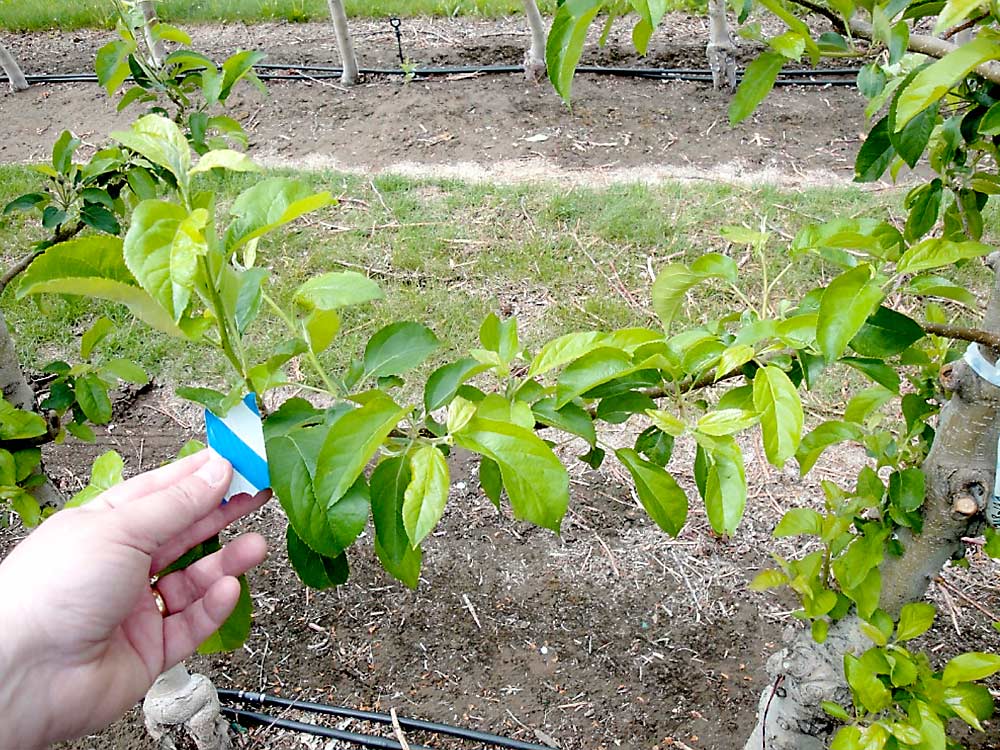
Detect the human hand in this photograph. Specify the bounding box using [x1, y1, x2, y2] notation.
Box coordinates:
[0, 449, 269, 750]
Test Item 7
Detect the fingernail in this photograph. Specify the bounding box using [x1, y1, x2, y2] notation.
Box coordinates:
[194, 452, 229, 487]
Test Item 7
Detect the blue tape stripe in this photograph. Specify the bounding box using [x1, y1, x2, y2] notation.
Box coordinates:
[243, 393, 261, 416]
[205, 411, 270, 491]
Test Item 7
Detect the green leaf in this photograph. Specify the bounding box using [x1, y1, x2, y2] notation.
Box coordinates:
[615, 448, 688, 535]
[528, 328, 660, 376]
[80, 204, 121, 235]
[75, 374, 112, 425]
[234, 267, 268, 335]
[189, 149, 259, 175]
[479, 456, 503, 507]
[812, 618, 829, 643]
[817, 264, 884, 361]
[293, 271, 383, 311]
[749, 569, 788, 590]
[703, 437, 746, 535]
[532, 398, 597, 445]
[402, 445, 450, 547]
[555, 347, 633, 407]
[95, 39, 136, 94]
[596, 390, 657, 425]
[374, 533, 422, 589]
[0, 400, 47, 441]
[855, 116, 895, 182]
[370, 455, 412, 564]
[907, 274, 977, 307]
[425, 358, 490, 413]
[225, 178, 334, 250]
[267, 427, 370, 559]
[896, 602, 936, 641]
[362, 322, 440, 380]
[303, 309, 340, 355]
[111, 114, 191, 185]
[695, 409, 758, 437]
[81, 316, 115, 359]
[652, 254, 736, 330]
[844, 652, 892, 713]
[896, 238, 993, 274]
[942, 652, 1000, 686]
[821, 701, 851, 722]
[479, 313, 520, 364]
[842, 357, 901, 393]
[3, 193, 47, 215]
[896, 30, 1000, 128]
[66, 450, 125, 508]
[850, 306, 925, 357]
[729, 52, 785, 124]
[635, 426, 674, 466]
[889, 468, 925, 512]
[454, 416, 569, 531]
[774, 507, 823, 537]
[315, 392, 407, 507]
[198, 575, 252, 653]
[17, 236, 184, 337]
[797, 421, 864, 474]
[123, 200, 206, 323]
[545, 0, 604, 103]
[286, 525, 348, 589]
[220, 49, 265, 100]
[102, 358, 148, 385]
[943, 684, 994, 730]
[753, 365, 803, 466]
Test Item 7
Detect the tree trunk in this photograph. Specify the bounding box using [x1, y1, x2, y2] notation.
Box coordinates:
[0, 310, 62, 510]
[143, 663, 230, 750]
[0, 43, 28, 92]
[327, 0, 358, 85]
[523, 0, 547, 83]
[138, 1, 167, 69]
[742, 254, 1000, 749]
[706, 0, 736, 91]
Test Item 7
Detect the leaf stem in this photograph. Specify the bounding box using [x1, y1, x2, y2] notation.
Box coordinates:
[261, 292, 342, 396]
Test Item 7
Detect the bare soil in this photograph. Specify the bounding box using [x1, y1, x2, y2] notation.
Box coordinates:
[1, 16, 866, 186]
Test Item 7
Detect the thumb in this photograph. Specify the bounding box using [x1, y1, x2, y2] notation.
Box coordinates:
[111, 452, 233, 554]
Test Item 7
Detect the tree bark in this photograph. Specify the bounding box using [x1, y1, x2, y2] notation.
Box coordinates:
[706, 0, 736, 91]
[143, 663, 230, 750]
[327, 0, 359, 85]
[742, 255, 1000, 749]
[0, 310, 62, 510]
[0, 43, 28, 92]
[138, 1, 167, 69]
[523, 0, 547, 83]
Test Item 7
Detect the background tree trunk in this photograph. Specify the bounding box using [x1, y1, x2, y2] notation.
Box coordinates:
[327, 0, 358, 85]
[523, 0, 547, 83]
[0, 310, 61, 509]
[706, 0, 736, 91]
[138, 1, 166, 68]
[0, 43, 28, 92]
[742, 255, 1000, 749]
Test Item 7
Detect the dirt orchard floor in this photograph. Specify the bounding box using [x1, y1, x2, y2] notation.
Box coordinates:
[0, 386, 986, 750]
[1, 16, 869, 187]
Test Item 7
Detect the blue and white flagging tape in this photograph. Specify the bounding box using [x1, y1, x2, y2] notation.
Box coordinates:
[204, 393, 270, 502]
[962, 343, 1000, 527]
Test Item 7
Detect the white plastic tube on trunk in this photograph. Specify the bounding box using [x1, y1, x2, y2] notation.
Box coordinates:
[143, 663, 231, 750]
[327, 0, 359, 85]
[0, 43, 28, 92]
[523, 0, 547, 82]
[706, 0, 736, 91]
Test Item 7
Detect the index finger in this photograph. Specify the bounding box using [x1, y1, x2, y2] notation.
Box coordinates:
[108, 451, 234, 554]
[87, 450, 216, 511]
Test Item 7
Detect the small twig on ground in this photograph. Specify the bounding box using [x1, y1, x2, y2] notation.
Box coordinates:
[594, 533, 621, 578]
[934, 575, 1000, 622]
[462, 593, 483, 629]
[298, 71, 350, 92]
[390, 708, 411, 750]
[369, 179, 393, 217]
[936, 581, 963, 636]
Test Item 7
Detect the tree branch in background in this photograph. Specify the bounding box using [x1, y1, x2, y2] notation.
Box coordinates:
[922, 322, 1000, 350]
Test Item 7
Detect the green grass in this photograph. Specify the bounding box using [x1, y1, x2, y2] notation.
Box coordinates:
[0, 164, 908, 401]
[0, 0, 565, 32]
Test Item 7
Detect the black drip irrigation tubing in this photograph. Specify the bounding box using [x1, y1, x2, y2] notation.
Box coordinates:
[218, 688, 555, 750]
[4, 62, 861, 87]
